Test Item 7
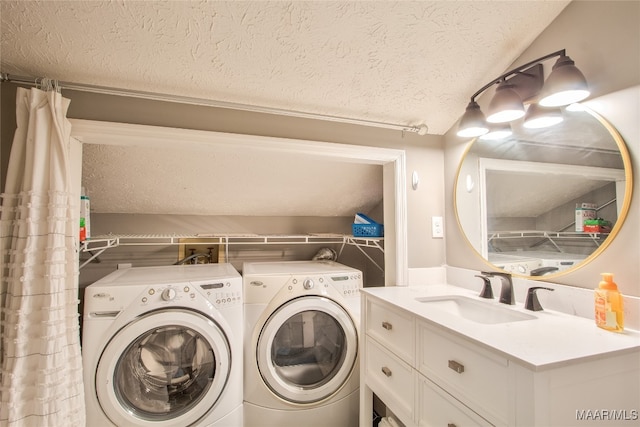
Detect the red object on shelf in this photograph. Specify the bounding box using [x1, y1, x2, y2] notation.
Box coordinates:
[583, 225, 611, 233]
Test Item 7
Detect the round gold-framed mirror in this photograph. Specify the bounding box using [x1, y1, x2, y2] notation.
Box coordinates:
[454, 105, 633, 279]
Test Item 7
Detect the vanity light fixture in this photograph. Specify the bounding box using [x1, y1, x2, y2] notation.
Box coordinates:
[486, 81, 525, 123]
[456, 101, 489, 137]
[538, 54, 590, 107]
[480, 123, 513, 141]
[457, 49, 589, 138]
[565, 102, 586, 112]
[522, 103, 564, 129]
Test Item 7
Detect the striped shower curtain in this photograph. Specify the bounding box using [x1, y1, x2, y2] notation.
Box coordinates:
[0, 85, 85, 425]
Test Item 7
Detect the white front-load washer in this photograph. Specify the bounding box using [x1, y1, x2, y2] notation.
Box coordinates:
[242, 260, 363, 427]
[82, 264, 243, 427]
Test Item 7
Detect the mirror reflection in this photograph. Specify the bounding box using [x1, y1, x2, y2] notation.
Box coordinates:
[455, 106, 631, 278]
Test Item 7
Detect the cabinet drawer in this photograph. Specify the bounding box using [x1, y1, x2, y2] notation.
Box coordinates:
[366, 336, 414, 424]
[418, 374, 494, 427]
[366, 298, 415, 363]
[417, 322, 508, 425]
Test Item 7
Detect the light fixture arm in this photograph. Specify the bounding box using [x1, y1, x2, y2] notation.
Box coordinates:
[468, 49, 566, 103]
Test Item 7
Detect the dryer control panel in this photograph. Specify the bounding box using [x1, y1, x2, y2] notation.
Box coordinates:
[288, 273, 362, 298]
[242, 262, 363, 305]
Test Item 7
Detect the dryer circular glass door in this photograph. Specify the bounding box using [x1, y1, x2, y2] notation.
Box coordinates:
[257, 296, 357, 404]
[96, 309, 231, 427]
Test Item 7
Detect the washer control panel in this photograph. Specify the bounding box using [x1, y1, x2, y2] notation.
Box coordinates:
[328, 272, 362, 298]
[161, 287, 177, 301]
[199, 280, 242, 307]
[340, 279, 362, 297]
[138, 279, 242, 309]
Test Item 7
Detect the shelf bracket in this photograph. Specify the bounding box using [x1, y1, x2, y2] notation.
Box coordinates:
[79, 248, 108, 269]
[346, 237, 384, 273]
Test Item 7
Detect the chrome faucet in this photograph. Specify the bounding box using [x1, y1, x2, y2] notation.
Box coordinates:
[481, 271, 514, 305]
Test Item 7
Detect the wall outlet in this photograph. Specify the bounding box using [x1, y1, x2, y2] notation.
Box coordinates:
[432, 216, 444, 238]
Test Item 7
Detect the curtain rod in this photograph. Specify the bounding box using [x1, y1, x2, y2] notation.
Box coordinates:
[0, 73, 428, 135]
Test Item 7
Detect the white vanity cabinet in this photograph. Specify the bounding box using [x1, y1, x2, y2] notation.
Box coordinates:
[364, 298, 416, 423]
[360, 288, 640, 427]
[417, 374, 493, 427]
[362, 296, 500, 427]
[416, 321, 507, 426]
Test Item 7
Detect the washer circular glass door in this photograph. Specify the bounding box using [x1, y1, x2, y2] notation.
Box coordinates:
[257, 296, 357, 404]
[96, 309, 231, 427]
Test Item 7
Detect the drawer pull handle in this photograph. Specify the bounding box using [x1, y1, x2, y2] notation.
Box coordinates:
[448, 424, 458, 427]
[382, 321, 392, 330]
[448, 360, 465, 374]
[381, 366, 392, 377]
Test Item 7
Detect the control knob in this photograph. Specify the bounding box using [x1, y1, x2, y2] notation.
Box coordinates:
[161, 288, 177, 301]
[303, 279, 314, 290]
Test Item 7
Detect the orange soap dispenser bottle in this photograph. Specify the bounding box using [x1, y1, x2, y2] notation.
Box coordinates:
[594, 273, 624, 332]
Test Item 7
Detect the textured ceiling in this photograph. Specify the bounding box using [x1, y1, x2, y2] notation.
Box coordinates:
[82, 143, 383, 216]
[1, 1, 570, 135]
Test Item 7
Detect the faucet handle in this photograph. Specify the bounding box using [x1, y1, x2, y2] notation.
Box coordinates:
[474, 274, 494, 299]
[525, 287, 555, 311]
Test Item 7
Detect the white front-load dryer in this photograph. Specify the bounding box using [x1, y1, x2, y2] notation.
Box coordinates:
[242, 260, 363, 427]
[82, 264, 243, 427]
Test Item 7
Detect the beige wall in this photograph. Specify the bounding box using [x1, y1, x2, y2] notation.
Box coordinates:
[444, 1, 640, 295]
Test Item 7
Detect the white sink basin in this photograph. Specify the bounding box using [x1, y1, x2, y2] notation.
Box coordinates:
[416, 295, 536, 324]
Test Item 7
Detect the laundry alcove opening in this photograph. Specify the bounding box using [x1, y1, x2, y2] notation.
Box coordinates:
[73, 119, 408, 291]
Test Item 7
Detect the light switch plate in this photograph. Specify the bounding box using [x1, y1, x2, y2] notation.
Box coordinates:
[432, 216, 444, 238]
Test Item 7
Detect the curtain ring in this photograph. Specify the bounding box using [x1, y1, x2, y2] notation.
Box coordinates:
[37, 77, 55, 92]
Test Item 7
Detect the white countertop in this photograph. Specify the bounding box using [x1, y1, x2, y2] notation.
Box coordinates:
[362, 285, 640, 371]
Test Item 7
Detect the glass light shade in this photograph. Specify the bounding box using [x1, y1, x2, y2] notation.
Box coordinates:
[486, 83, 525, 123]
[457, 101, 489, 137]
[539, 55, 590, 107]
[480, 124, 513, 140]
[523, 104, 563, 129]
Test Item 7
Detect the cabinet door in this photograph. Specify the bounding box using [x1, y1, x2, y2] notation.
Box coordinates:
[417, 321, 509, 425]
[366, 298, 415, 364]
[366, 336, 415, 425]
[418, 375, 494, 427]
